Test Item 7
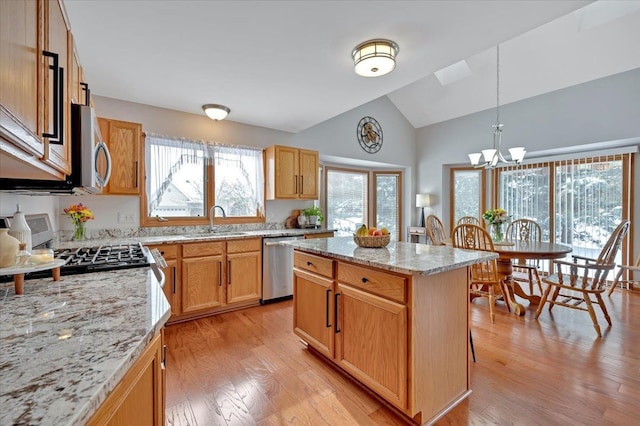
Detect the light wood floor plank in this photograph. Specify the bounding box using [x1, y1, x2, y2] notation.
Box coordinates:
[165, 288, 640, 424]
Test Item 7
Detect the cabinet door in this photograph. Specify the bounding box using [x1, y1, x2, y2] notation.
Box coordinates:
[293, 269, 335, 358]
[0, 0, 43, 157]
[298, 149, 318, 199]
[181, 255, 223, 313]
[226, 250, 261, 304]
[88, 332, 164, 426]
[41, 0, 71, 175]
[162, 259, 181, 318]
[335, 283, 408, 410]
[274, 145, 298, 198]
[98, 118, 142, 194]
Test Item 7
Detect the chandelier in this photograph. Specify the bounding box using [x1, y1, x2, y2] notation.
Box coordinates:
[468, 45, 526, 168]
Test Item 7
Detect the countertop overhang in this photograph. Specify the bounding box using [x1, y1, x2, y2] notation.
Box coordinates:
[286, 236, 498, 276]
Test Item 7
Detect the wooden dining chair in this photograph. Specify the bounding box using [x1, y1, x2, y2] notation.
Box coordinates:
[457, 216, 482, 226]
[505, 219, 543, 295]
[535, 220, 630, 337]
[452, 224, 509, 323]
[425, 214, 447, 246]
[608, 253, 640, 296]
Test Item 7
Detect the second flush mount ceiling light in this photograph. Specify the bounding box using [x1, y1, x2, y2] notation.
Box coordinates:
[352, 39, 399, 77]
[202, 104, 231, 121]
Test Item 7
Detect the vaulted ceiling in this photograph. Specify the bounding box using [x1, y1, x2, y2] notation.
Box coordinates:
[64, 1, 640, 133]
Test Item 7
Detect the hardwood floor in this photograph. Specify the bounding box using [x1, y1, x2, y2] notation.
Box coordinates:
[164, 288, 640, 425]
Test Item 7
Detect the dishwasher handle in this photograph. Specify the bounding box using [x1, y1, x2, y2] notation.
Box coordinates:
[263, 238, 303, 247]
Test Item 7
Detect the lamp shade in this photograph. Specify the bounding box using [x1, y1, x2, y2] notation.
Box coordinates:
[202, 104, 230, 121]
[416, 193, 432, 208]
[352, 39, 399, 77]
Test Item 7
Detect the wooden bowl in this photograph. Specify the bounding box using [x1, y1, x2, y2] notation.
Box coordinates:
[353, 234, 391, 248]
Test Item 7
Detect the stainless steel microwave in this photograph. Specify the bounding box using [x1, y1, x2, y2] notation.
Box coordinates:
[0, 104, 112, 194]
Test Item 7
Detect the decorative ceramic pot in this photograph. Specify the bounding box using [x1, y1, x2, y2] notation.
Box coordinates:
[0, 228, 20, 268]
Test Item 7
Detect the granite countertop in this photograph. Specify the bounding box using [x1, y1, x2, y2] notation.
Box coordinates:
[55, 227, 335, 249]
[287, 236, 498, 276]
[0, 268, 170, 425]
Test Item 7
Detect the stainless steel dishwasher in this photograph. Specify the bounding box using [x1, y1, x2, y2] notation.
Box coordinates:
[262, 235, 304, 304]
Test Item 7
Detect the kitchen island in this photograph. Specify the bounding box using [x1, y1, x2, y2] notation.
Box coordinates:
[0, 268, 169, 425]
[289, 237, 497, 425]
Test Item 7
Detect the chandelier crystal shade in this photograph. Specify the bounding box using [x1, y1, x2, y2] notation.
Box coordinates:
[202, 104, 230, 121]
[352, 39, 399, 77]
[468, 45, 526, 168]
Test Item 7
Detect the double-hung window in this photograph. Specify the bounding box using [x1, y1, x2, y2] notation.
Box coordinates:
[142, 134, 264, 226]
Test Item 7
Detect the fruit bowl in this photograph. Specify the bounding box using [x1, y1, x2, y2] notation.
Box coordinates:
[353, 234, 391, 248]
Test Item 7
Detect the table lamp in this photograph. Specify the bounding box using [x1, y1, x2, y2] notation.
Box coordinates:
[416, 193, 432, 227]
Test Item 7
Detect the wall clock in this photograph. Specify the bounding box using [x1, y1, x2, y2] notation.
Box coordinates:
[357, 116, 383, 154]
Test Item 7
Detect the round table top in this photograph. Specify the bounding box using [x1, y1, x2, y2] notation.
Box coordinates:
[493, 240, 573, 260]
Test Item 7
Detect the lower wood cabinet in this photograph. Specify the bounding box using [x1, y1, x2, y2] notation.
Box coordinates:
[149, 238, 262, 323]
[293, 266, 335, 358]
[226, 238, 262, 304]
[181, 241, 224, 314]
[147, 244, 181, 320]
[88, 331, 165, 426]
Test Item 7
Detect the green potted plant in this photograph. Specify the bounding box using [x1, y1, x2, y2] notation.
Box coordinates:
[302, 206, 324, 226]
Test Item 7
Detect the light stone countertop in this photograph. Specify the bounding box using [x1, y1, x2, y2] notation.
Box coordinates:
[0, 268, 170, 425]
[286, 236, 498, 276]
[55, 227, 335, 249]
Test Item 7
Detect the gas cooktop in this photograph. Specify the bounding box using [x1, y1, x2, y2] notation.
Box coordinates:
[0, 243, 153, 282]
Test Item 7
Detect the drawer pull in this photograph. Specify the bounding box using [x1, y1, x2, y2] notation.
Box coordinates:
[362, 277, 368, 283]
[325, 289, 332, 328]
[307, 261, 312, 266]
[335, 293, 341, 333]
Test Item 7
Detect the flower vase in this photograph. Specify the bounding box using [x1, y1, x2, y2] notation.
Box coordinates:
[73, 222, 87, 241]
[490, 223, 504, 243]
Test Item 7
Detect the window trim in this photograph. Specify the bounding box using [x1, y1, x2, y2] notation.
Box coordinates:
[491, 153, 633, 268]
[140, 136, 266, 227]
[373, 171, 403, 241]
[449, 166, 487, 230]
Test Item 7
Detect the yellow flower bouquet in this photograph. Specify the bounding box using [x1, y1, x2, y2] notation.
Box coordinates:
[64, 203, 94, 241]
[483, 208, 510, 242]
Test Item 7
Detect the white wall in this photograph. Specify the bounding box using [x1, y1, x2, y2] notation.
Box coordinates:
[416, 68, 640, 254]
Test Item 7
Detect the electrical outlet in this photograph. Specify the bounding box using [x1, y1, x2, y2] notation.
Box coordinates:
[118, 212, 135, 224]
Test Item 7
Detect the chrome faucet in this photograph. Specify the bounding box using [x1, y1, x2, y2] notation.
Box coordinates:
[209, 205, 226, 231]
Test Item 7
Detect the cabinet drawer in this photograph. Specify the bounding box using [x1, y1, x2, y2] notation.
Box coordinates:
[338, 262, 406, 304]
[227, 238, 261, 254]
[182, 241, 224, 258]
[294, 252, 334, 279]
[146, 244, 178, 259]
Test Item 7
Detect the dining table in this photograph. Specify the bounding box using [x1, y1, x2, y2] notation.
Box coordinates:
[492, 240, 573, 316]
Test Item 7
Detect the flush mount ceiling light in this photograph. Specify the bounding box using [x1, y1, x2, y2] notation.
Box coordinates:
[352, 39, 399, 77]
[468, 45, 526, 168]
[202, 104, 230, 121]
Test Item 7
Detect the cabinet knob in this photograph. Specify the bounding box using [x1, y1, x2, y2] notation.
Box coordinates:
[307, 261, 312, 266]
[362, 277, 368, 283]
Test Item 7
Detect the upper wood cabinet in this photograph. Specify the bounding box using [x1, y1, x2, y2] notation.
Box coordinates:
[265, 145, 318, 200]
[40, 0, 72, 175]
[0, 0, 74, 179]
[98, 117, 142, 195]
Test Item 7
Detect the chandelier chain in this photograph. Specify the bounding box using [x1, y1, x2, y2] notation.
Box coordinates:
[496, 44, 500, 125]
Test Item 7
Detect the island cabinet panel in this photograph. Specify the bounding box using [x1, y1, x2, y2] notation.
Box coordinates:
[336, 283, 408, 410]
[293, 246, 473, 424]
[88, 332, 165, 426]
[181, 255, 224, 313]
[293, 269, 335, 359]
[338, 262, 406, 304]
